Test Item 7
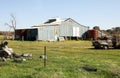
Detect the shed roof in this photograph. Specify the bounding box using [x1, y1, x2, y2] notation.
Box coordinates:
[32, 18, 88, 28]
[40, 17, 64, 26]
[30, 18, 89, 30]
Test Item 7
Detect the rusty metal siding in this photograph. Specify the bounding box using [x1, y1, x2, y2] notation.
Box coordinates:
[15, 28, 38, 40]
[15, 29, 27, 40]
[87, 30, 99, 40]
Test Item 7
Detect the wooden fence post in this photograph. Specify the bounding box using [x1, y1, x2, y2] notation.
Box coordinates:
[44, 46, 46, 67]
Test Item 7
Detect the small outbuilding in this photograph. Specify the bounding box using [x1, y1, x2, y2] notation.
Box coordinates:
[15, 18, 89, 41]
[87, 29, 106, 40]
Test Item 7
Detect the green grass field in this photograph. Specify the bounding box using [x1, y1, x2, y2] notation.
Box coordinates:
[0, 40, 120, 78]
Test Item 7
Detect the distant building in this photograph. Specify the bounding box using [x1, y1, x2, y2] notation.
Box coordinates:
[87, 29, 106, 40]
[15, 18, 89, 41]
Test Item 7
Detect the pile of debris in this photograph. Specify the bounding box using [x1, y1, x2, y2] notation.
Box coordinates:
[0, 41, 32, 62]
[13, 53, 32, 63]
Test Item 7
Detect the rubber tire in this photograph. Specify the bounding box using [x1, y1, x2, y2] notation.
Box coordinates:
[103, 46, 108, 50]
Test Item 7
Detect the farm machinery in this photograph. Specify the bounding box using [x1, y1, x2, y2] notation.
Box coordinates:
[92, 35, 120, 49]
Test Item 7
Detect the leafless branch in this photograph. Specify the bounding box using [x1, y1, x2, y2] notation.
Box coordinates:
[5, 14, 16, 32]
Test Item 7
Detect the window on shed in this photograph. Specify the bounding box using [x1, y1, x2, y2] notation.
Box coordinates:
[44, 19, 56, 24]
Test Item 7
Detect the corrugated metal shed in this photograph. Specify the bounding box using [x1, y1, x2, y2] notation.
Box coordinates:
[15, 18, 89, 41]
[36, 18, 89, 41]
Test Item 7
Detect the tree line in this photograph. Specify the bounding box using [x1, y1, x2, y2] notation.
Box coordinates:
[106, 27, 120, 34]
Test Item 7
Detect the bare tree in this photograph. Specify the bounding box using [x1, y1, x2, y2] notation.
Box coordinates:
[5, 14, 16, 39]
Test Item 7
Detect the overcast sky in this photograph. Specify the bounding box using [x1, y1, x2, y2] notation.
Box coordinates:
[0, 0, 120, 31]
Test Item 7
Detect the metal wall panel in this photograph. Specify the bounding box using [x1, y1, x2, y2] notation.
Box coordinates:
[38, 25, 58, 41]
[27, 29, 38, 41]
[60, 21, 73, 36]
[60, 18, 89, 38]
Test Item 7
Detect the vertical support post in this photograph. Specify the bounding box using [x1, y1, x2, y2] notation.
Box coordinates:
[44, 46, 46, 67]
[22, 36, 24, 41]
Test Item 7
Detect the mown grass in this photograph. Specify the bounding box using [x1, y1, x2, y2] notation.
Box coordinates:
[0, 40, 120, 78]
